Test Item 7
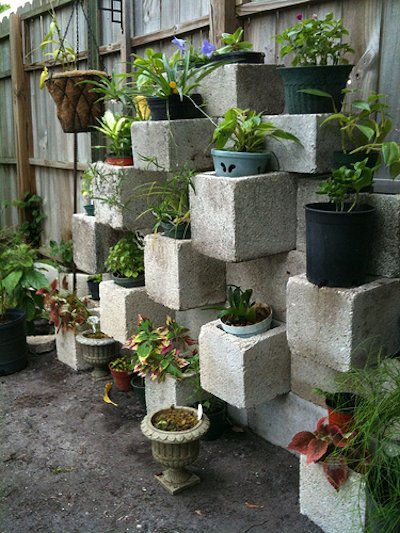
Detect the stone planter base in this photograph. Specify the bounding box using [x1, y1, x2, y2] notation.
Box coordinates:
[155, 469, 200, 495]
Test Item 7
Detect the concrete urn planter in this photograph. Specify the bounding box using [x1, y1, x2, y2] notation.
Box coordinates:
[76, 330, 116, 379]
[141, 406, 209, 495]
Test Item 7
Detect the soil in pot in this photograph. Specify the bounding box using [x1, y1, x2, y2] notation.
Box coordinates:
[147, 94, 204, 120]
[152, 406, 198, 431]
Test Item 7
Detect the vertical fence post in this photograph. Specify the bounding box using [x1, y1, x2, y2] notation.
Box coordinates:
[209, 0, 238, 47]
[9, 13, 35, 220]
[121, 0, 132, 75]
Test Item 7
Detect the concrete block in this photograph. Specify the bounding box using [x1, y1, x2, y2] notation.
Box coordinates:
[99, 280, 173, 344]
[190, 171, 297, 262]
[92, 162, 167, 231]
[131, 118, 214, 172]
[144, 234, 226, 310]
[175, 306, 223, 340]
[227, 250, 306, 322]
[27, 334, 56, 354]
[55, 329, 91, 371]
[34, 262, 58, 284]
[291, 353, 341, 407]
[262, 114, 342, 173]
[248, 392, 326, 450]
[72, 214, 122, 274]
[300, 456, 366, 533]
[58, 272, 91, 299]
[200, 64, 284, 117]
[145, 371, 200, 413]
[227, 405, 250, 427]
[287, 274, 400, 372]
[199, 319, 290, 409]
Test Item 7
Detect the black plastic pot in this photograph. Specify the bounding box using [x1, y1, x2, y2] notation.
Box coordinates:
[87, 280, 100, 301]
[210, 51, 265, 64]
[278, 64, 353, 114]
[305, 202, 375, 288]
[0, 309, 28, 375]
[84, 204, 95, 216]
[112, 272, 145, 288]
[202, 401, 227, 441]
[146, 94, 204, 120]
[160, 221, 191, 239]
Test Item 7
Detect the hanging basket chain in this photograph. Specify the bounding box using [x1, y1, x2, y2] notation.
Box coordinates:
[48, 3, 76, 80]
[78, 0, 106, 72]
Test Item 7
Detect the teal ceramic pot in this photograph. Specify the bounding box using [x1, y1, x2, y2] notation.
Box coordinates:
[211, 149, 275, 177]
[220, 305, 273, 338]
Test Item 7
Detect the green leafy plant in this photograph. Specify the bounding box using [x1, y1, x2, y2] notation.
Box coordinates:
[104, 233, 144, 280]
[127, 315, 197, 382]
[109, 356, 134, 372]
[49, 239, 74, 270]
[212, 107, 300, 152]
[92, 110, 134, 157]
[0, 239, 49, 322]
[2, 192, 46, 248]
[215, 27, 253, 54]
[317, 158, 377, 212]
[276, 12, 354, 66]
[0, 4, 10, 14]
[87, 273, 102, 283]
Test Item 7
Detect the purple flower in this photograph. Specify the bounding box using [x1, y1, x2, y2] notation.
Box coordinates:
[171, 36, 186, 52]
[201, 38, 216, 59]
[296, 13, 303, 21]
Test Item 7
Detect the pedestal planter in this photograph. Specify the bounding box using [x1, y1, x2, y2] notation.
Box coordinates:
[112, 272, 145, 288]
[141, 406, 210, 494]
[278, 65, 353, 114]
[211, 149, 275, 177]
[147, 94, 204, 120]
[76, 331, 117, 379]
[0, 309, 28, 375]
[305, 203, 376, 287]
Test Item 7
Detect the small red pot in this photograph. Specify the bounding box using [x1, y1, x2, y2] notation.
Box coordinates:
[327, 407, 354, 432]
[105, 156, 134, 166]
[109, 367, 132, 392]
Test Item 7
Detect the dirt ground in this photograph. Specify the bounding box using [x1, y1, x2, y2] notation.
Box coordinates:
[0, 349, 322, 533]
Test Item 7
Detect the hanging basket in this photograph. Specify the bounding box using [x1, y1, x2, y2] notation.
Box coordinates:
[45, 69, 107, 133]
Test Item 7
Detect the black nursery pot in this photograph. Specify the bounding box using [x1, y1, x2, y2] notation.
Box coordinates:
[0, 309, 28, 375]
[146, 94, 204, 120]
[87, 280, 100, 301]
[305, 202, 375, 288]
[210, 51, 265, 64]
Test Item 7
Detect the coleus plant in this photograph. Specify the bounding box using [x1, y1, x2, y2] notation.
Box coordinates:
[288, 416, 351, 491]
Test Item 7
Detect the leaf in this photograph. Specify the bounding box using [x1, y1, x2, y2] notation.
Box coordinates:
[299, 88, 333, 99]
[287, 431, 315, 454]
[322, 457, 349, 491]
[245, 501, 264, 509]
[231, 425, 245, 433]
[306, 437, 329, 464]
[2, 271, 23, 295]
[103, 382, 118, 407]
[355, 124, 375, 140]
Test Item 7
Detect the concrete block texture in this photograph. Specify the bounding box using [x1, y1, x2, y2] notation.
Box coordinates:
[300, 456, 366, 533]
[131, 118, 214, 172]
[199, 64, 284, 117]
[199, 320, 290, 409]
[27, 335, 56, 354]
[72, 214, 123, 274]
[227, 250, 306, 322]
[58, 272, 92, 299]
[99, 281, 173, 344]
[92, 162, 168, 231]
[190, 171, 297, 262]
[287, 274, 400, 372]
[144, 234, 226, 310]
[175, 306, 223, 340]
[56, 329, 91, 371]
[263, 114, 342, 173]
[145, 372, 199, 413]
[248, 392, 326, 450]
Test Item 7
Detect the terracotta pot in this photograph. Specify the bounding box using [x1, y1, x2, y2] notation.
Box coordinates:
[109, 366, 132, 392]
[104, 156, 134, 166]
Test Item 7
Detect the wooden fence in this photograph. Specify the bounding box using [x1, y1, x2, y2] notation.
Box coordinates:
[0, 0, 399, 246]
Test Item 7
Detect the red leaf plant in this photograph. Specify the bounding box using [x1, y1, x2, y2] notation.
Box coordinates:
[288, 417, 351, 491]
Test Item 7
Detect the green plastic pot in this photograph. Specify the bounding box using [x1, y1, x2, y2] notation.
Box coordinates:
[131, 376, 146, 408]
[211, 149, 277, 177]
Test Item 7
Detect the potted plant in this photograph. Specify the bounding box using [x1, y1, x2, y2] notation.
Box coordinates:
[141, 405, 209, 494]
[208, 285, 273, 338]
[104, 233, 145, 288]
[109, 356, 134, 391]
[87, 273, 102, 301]
[81, 165, 95, 216]
[92, 110, 134, 166]
[131, 39, 223, 120]
[131, 167, 195, 239]
[211, 27, 265, 64]
[275, 12, 354, 114]
[39, 10, 107, 133]
[211, 107, 300, 177]
[76, 316, 117, 380]
[0, 238, 49, 374]
[305, 158, 376, 287]
[313, 388, 358, 432]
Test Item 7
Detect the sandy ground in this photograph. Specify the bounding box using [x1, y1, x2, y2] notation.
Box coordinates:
[0, 349, 322, 533]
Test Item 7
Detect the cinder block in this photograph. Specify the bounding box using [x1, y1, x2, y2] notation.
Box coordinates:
[27, 335, 56, 354]
[72, 214, 122, 274]
[262, 114, 342, 173]
[131, 118, 214, 172]
[55, 329, 91, 371]
[248, 392, 326, 450]
[175, 306, 223, 340]
[99, 280, 173, 344]
[300, 456, 366, 533]
[200, 64, 284, 117]
[287, 274, 400, 372]
[291, 354, 341, 407]
[145, 372, 200, 413]
[190, 171, 297, 262]
[92, 162, 167, 231]
[226, 250, 306, 322]
[144, 234, 226, 310]
[58, 272, 112, 299]
[199, 319, 290, 409]
[227, 405, 250, 427]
